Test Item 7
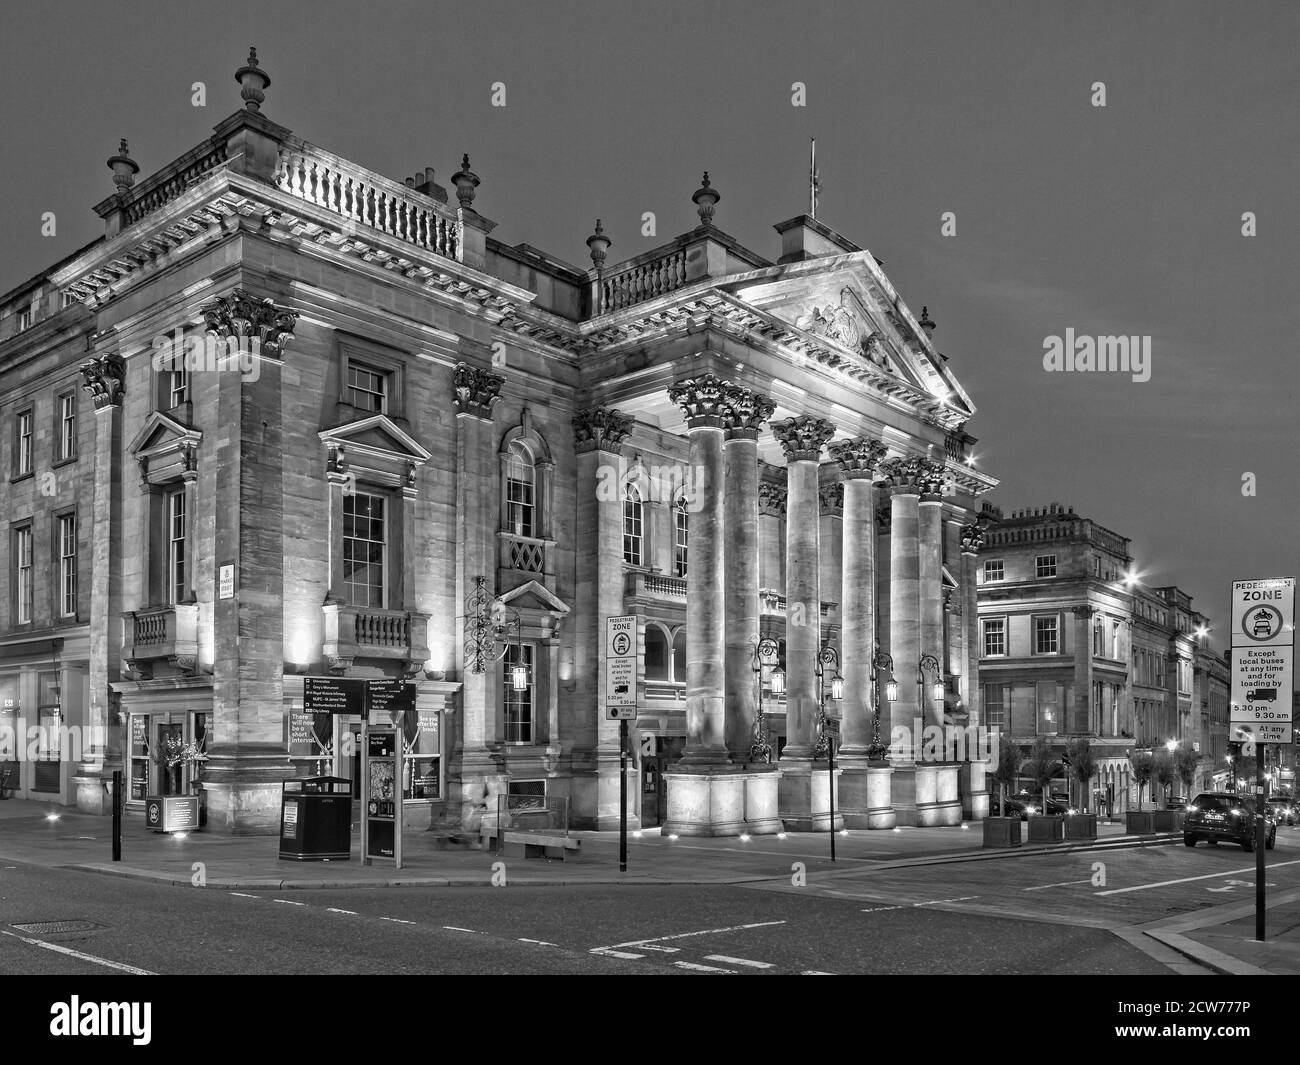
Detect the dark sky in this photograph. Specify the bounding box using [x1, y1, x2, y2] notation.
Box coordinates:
[2, 0, 1296, 642]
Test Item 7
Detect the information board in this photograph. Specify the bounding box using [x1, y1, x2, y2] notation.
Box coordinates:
[303, 676, 365, 715]
[362, 728, 401, 866]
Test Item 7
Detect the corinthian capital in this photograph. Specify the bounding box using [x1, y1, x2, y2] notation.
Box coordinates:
[881, 456, 926, 494]
[771, 415, 835, 462]
[80, 352, 126, 410]
[960, 522, 985, 553]
[818, 480, 844, 514]
[828, 437, 888, 480]
[919, 460, 948, 502]
[201, 289, 298, 353]
[452, 362, 505, 419]
[758, 482, 787, 516]
[572, 406, 632, 453]
[722, 384, 775, 439]
[668, 373, 731, 430]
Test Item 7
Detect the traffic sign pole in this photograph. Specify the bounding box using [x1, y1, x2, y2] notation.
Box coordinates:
[1257, 754, 1266, 941]
[619, 719, 628, 873]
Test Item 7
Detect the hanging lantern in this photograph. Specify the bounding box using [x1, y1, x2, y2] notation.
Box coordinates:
[511, 663, 529, 691]
[885, 678, 899, 703]
[771, 667, 785, 696]
[933, 681, 945, 705]
[831, 673, 844, 701]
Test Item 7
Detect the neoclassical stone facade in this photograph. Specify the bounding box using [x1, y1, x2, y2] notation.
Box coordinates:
[0, 50, 996, 834]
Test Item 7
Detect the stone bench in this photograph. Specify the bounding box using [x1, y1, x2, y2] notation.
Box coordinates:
[480, 822, 581, 860]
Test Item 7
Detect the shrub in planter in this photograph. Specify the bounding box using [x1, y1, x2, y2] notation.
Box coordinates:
[1027, 815, 1064, 843]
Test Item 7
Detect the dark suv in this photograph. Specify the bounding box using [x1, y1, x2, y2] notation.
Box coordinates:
[1184, 792, 1276, 851]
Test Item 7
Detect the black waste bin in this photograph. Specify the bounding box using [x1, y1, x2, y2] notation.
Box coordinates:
[279, 776, 353, 861]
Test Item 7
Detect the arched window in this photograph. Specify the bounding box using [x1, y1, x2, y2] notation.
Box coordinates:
[623, 482, 644, 566]
[504, 441, 535, 538]
[672, 628, 686, 683]
[673, 494, 689, 578]
[645, 625, 670, 680]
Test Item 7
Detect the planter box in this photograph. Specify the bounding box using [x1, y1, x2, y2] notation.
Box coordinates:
[1126, 811, 1154, 835]
[1065, 812, 1098, 839]
[982, 816, 1021, 848]
[1027, 815, 1064, 843]
[1151, 810, 1182, 832]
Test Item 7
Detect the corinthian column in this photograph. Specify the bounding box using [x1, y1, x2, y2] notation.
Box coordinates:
[667, 374, 731, 764]
[884, 457, 924, 757]
[828, 439, 888, 756]
[772, 416, 838, 831]
[722, 385, 774, 762]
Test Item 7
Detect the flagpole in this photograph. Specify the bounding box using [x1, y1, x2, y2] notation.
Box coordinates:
[809, 137, 816, 217]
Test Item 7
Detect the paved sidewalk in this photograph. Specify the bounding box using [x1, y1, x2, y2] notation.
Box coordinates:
[7, 797, 1297, 974]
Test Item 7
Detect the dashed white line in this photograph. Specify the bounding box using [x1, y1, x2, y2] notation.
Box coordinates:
[862, 906, 903, 913]
[675, 960, 736, 973]
[591, 948, 645, 960]
[613, 920, 785, 949]
[519, 938, 557, 946]
[444, 926, 483, 933]
[802, 970, 835, 975]
[1023, 879, 1093, 892]
[638, 944, 680, 953]
[913, 896, 979, 906]
[229, 892, 259, 898]
[0, 929, 154, 975]
[379, 917, 414, 925]
[326, 908, 358, 915]
[273, 899, 306, 906]
[705, 955, 774, 969]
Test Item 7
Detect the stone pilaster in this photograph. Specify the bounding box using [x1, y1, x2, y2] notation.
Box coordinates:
[918, 460, 946, 730]
[828, 438, 888, 828]
[757, 482, 785, 592]
[571, 406, 632, 829]
[772, 415, 837, 830]
[201, 292, 298, 833]
[74, 353, 125, 814]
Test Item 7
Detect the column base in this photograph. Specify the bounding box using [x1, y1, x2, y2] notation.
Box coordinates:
[663, 764, 748, 837]
[890, 762, 962, 827]
[960, 759, 990, 820]
[838, 757, 896, 828]
[776, 758, 843, 832]
[73, 761, 120, 816]
[199, 753, 295, 835]
[742, 766, 784, 834]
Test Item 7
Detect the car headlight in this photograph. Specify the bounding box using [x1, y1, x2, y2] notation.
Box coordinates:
[1186, 804, 1195, 812]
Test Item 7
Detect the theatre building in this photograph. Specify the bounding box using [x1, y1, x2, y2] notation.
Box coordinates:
[0, 51, 997, 835]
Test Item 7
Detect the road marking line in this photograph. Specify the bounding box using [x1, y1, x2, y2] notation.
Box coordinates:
[326, 908, 358, 915]
[638, 945, 680, 953]
[229, 892, 259, 898]
[379, 917, 414, 924]
[861, 906, 903, 913]
[802, 970, 835, 975]
[1096, 858, 1300, 896]
[675, 961, 735, 973]
[519, 938, 557, 946]
[913, 896, 979, 906]
[705, 955, 774, 969]
[1023, 879, 1093, 892]
[0, 929, 154, 975]
[614, 920, 785, 948]
[591, 948, 645, 960]
[273, 899, 306, 906]
[444, 926, 483, 933]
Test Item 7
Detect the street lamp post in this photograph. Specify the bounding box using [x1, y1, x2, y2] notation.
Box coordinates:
[749, 634, 783, 764]
[813, 644, 842, 860]
[918, 652, 943, 730]
[868, 646, 897, 761]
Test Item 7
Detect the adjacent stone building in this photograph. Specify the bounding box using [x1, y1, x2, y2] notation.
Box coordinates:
[977, 503, 1228, 811]
[0, 50, 997, 835]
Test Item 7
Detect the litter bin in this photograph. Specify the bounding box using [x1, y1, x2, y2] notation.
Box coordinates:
[279, 776, 352, 861]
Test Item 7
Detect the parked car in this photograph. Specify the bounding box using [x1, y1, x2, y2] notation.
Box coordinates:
[1265, 797, 1297, 826]
[988, 795, 1029, 819]
[1165, 796, 1186, 810]
[1184, 792, 1276, 851]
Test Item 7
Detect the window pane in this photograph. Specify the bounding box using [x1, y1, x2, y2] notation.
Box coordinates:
[343, 492, 386, 607]
[674, 498, 688, 578]
[645, 626, 668, 679]
[346, 363, 387, 412]
[623, 484, 643, 566]
[503, 644, 534, 743]
[505, 443, 535, 538]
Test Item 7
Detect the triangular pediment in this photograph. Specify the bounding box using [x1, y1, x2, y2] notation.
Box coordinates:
[498, 580, 570, 616]
[722, 254, 976, 419]
[318, 414, 432, 466]
[128, 409, 202, 460]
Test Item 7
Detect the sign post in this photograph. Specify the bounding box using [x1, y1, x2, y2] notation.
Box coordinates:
[606, 615, 637, 873]
[1228, 576, 1295, 942]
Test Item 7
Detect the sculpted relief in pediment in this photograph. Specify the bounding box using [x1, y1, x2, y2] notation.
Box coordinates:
[794, 287, 894, 371]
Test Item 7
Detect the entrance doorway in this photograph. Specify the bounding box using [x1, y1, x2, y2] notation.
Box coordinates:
[125, 711, 209, 801]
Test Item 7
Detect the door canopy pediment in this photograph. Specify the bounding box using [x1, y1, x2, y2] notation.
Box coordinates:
[129, 410, 203, 484]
